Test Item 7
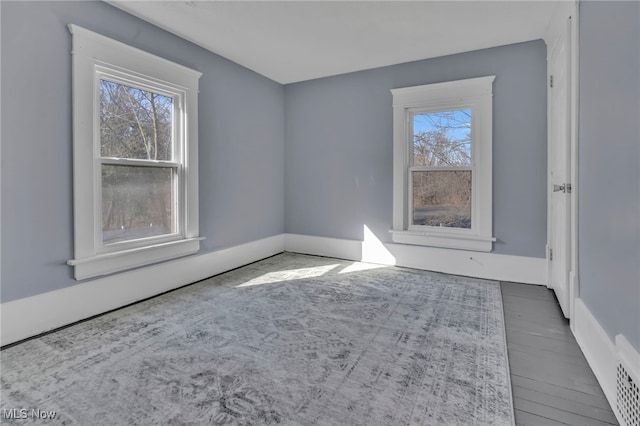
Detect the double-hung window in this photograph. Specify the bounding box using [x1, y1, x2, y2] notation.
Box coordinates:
[390, 76, 495, 251]
[68, 25, 202, 279]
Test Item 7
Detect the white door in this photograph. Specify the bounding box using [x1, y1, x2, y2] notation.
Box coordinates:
[547, 18, 572, 318]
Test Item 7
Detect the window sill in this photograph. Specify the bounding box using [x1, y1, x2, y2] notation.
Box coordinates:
[68, 237, 204, 280]
[390, 229, 495, 252]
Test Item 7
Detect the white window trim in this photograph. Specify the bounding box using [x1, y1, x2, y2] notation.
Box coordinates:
[67, 25, 203, 280]
[390, 76, 496, 252]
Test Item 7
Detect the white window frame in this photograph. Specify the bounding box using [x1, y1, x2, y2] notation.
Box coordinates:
[67, 25, 202, 280]
[390, 76, 496, 252]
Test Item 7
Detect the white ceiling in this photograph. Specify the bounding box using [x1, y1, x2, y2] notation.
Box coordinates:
[107, 1, 569, 84]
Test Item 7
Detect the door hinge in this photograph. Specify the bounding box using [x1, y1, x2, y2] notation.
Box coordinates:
[549, 248, 553, 261]
[550, 75, 554, 88]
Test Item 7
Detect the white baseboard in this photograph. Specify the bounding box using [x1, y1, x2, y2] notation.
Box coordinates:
[574, 298, 617, 404]
[0, 232, 548, 346]
[284, 233, 547, 285]
[569, 271, 578, 332]
[285, 233, 366, 263]
[1, 234, 285, 346]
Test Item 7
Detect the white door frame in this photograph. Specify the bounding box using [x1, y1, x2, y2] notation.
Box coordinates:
[568, 3, 579, 330]
[544, 1, 579, 322]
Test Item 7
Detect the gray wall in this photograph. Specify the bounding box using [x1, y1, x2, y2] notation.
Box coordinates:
[0, 1, 285, 303]
[579, 1, 640, 350]
[284, 41, 548, 258]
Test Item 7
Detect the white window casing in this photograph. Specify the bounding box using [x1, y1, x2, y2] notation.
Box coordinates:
[390, 76, 496, 252]
[67, 25, 203, 279]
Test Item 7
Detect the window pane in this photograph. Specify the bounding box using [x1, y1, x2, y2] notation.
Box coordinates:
[413, 110, 471, 166]
[100, 80, 173, 161]
[102, 165, 175, 244]
[412, 170, 471, 228]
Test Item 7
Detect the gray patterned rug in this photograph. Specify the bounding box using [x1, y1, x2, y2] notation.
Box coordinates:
[1, 253, 514, 425]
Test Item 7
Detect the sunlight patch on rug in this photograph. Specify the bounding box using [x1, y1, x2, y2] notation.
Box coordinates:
[237, 264, 341, 287]
[339, 261, 389, 274]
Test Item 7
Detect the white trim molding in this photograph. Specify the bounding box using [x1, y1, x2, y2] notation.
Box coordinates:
[390, 229, 496, 252]
[1, 235, 285, 347]
[68, 25, 202, 279]
[67, 237, 203, 279]
[574, 298, 617, 405]
[569, 3, 580, 327]
[285, 233, 546, 285]
[391, 76, 495, 252]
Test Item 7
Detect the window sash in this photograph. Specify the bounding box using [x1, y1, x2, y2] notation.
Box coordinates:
[408, 167, 475, 234]
[95, 69, 183, 163]
[94, 69, 185, 253]
[98, 77, 176, 162]
[409, 109, 473, 168]
[100, 158, 180, 167]
[96, 68, 180, 110]
[96, 161, 182, 253]
[407, 107, 476, 234]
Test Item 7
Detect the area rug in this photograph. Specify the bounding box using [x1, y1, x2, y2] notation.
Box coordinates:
[1, 253, 514, 425]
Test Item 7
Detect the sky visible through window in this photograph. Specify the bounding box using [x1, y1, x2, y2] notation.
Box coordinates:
[412, 109, 471, 167]
[413, 109, 471, 138]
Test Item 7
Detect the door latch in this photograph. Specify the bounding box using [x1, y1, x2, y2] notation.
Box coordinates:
[553, 183, 572, 193]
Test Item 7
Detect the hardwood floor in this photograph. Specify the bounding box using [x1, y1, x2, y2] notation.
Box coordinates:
[501, 282, 619, 426]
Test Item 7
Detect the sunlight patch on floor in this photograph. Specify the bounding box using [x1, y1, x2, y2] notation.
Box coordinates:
[339, 261, 388, 274]
[236, 264, 341, 287]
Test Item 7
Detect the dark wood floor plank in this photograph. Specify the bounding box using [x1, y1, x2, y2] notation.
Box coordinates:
[507, 342, 587, 367]
[503, 295, 566, 319]
[501, 282, 555, 301]
[509, 367, 603, 397]
[501, 282, 617, 425]
[511, 375, 613, 411]
[513, 386, 618, 424]
[515, 399, 616, 426]
[505, 329, 584, 358]
[504, 314, 576, 343]
[515, 409, 571, 426]
[508, 342, 602, 394]
[503, 302, 566, 322]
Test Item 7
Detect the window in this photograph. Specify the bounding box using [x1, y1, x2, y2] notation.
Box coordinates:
[390, 77, 495, 251]
[67, 25, 202, 279]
